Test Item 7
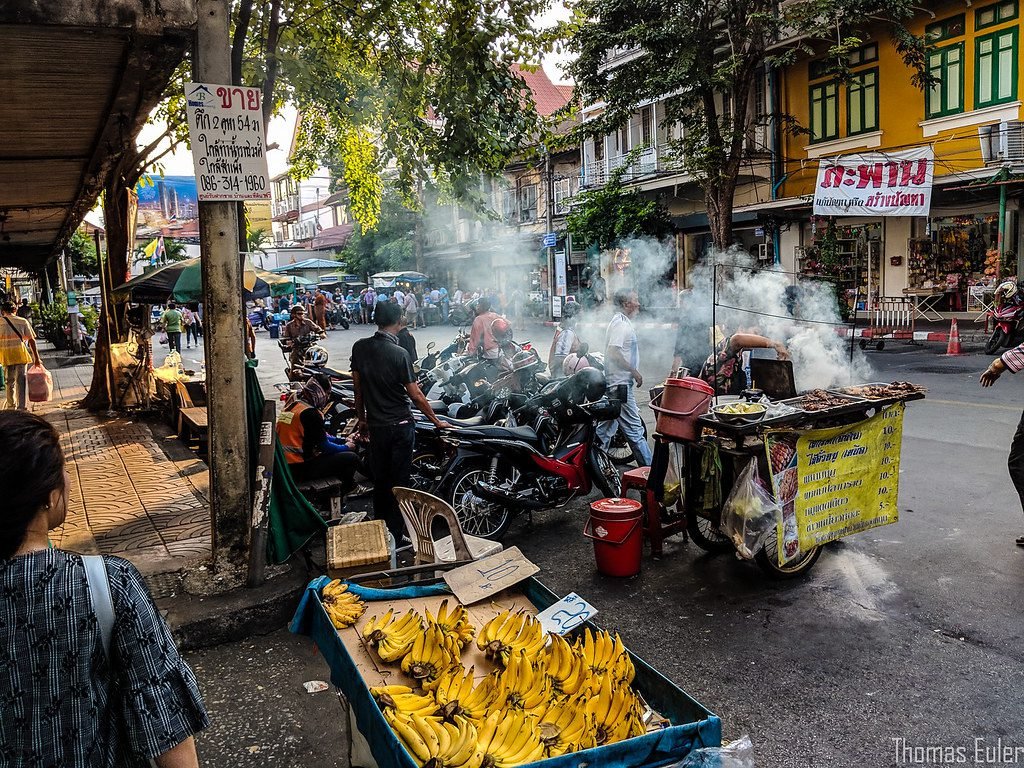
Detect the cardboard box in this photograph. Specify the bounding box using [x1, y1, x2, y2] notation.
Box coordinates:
[327, 520, 391, 579]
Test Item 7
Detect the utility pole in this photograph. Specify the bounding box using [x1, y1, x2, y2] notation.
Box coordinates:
[196, 0, 251, 570]
[62, 250, 82, 355]
[545, 150, 556, 320]
[414, 178, 424, 273]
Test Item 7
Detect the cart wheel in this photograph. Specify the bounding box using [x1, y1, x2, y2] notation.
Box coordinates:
[754, 529, 822, 579]
[875, 341, 885, 351]
[858, 339, 868, 350]
[685, 509, 733, 553]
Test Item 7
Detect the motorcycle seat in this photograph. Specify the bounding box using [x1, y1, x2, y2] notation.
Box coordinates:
[438, 413, 486, 427]
[429, 401, 450, 415]
[455, 424, 539, 443]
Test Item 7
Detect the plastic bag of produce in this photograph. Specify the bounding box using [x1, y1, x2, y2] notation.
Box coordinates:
[27, 364, 52, 403]
[720, 460, 779, 560]
[671, 735, 755, 767]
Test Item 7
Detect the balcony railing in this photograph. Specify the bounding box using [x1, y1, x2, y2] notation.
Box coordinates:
[272, 194, 299, 218]
[581, 146, 685, 188]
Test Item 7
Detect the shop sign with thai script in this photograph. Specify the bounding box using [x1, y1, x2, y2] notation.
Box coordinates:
[813, 147, 933, 217]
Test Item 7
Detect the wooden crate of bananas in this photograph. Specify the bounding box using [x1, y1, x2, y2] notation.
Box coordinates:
[295, 577, 721, 768]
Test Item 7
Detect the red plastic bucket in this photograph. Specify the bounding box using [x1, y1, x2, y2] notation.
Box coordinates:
[584, 498, 644, 577]
[649, 376, 713, 441]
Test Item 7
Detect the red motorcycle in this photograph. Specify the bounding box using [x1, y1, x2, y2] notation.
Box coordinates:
[985, 301, 1024, 354]
[428, 370, 623, 540]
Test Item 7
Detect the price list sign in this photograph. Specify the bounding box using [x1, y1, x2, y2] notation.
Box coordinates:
[184, 82, 271, 201]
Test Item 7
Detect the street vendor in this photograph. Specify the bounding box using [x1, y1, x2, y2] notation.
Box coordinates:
[699, 328, 789, 395]
[277, 374, 360, 495]
[980, 340, 1024, 547]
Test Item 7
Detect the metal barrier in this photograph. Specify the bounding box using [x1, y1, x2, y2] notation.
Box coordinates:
[862, 297, 915, 350]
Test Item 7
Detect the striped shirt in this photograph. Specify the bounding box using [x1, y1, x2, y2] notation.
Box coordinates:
[1, 551, 208, 765]
[1001, 344, 1024, 373]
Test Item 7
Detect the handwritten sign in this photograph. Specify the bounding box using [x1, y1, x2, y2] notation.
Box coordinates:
[443, 547, 539, 605]
[184, 82, 271, 202]
[537, 593, 596, 635]
[813, 147, 933, 217]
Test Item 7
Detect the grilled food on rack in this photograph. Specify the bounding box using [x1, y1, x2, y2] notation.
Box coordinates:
[794, 389, 855, 411]
[839, 381, 928, 399]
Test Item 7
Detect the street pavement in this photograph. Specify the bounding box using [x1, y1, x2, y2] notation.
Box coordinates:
[205, 321, 1024, 768]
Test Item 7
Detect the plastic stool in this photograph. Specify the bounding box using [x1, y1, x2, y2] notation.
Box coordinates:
[620, 466, 682, 558]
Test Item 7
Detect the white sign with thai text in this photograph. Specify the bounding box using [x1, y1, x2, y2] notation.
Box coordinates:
[813, 147, 934, 217]
[185, 82, 271, 202]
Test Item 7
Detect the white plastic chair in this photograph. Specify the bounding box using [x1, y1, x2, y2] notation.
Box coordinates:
[392, 487, 503, 565]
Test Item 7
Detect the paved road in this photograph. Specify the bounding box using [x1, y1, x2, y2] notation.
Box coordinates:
[210, 324, 1024, 767]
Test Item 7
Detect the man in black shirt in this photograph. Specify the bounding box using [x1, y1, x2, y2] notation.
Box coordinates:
[351, 301, 447, 539]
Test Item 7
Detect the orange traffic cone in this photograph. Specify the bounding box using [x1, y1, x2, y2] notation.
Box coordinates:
[945, 318, 964, 356]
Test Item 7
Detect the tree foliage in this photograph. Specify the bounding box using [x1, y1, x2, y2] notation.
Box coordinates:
[566, 160, 673, 249]
[566, 0, 923, 250]
[66, 230, 98, 277]
[340, 186, 419, 278]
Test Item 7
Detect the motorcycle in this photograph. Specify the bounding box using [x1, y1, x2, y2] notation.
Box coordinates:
[279, 332, 328, 382]
[422, 370, 622, 540]
[985, 301, 1024, 354]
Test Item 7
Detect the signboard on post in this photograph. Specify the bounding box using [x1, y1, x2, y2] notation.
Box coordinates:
[554, 250, 567, 297]
[184, 82, 272, 202]
[543, 232, 557, 248]
[813, 147, 933, 217]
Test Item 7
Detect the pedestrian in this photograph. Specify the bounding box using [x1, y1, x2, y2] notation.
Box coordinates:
[453, 287, 464, 306]
[1, 300, 41, 410]
[244, 315, 257, 360]
[469, 297, 501, 360]
[362, 288, 377, 324]
[194, 302, 204, 338]
[510, 286, 526, 331]
[596, 288, 653, 466]
[398, 312, 418, 362]
[181, 304, 199, 349]
[403, 290, 419, 329]
[980, 342, 1024, 546]
[548, 303, 580, 377]
[394, 287, 405, 307]
[0, 410, 209, 765]
[16, 298, 33, 321]
[313, 289, 330, 331]
[277, 374, 360, 496]
[439, 286, 450, 322]
[160, 302, 184, 354]
[351, 301, 448, 540]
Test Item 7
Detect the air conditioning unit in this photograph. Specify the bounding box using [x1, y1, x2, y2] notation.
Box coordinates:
[292, 220, 315, 241]
[980, 121, 1024, 163]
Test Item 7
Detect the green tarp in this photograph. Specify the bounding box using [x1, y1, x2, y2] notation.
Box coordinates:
[245, 359, 327, 564]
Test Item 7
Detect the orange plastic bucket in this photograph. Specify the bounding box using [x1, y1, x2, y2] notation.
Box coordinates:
[584, 498, 644, 577]
[649, 376, 713, 441]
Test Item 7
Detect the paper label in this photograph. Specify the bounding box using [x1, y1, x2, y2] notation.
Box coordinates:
[537, 592, 597, 635]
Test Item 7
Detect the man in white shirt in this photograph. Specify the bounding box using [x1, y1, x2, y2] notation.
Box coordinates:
[597, 288, 652, 466]
[394, 288, 405, 306]
[453, 288, 464, 305]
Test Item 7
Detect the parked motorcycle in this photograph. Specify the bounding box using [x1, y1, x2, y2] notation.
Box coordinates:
[985, 302, 1024, 354]
[279, 332, 328, 381]
[423, 369, 622, 540]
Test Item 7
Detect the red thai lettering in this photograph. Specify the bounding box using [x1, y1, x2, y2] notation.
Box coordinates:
[821, 166, 845, 188]
[899, 159, 928, 186]
[856, 163, 884, 189]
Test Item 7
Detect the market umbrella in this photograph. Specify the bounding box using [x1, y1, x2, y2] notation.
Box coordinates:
[115, 257, 296, 303]
[371, 270, 428, 288]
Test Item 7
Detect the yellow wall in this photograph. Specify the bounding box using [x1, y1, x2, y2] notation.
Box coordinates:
[780, 0, 1023, 198]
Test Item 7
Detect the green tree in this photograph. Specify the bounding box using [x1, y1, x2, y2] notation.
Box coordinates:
[566, 159, 673, 249]
[340, 187, 418, 277]
[66, 230, 98, 277]
[567, 0, 925, 251]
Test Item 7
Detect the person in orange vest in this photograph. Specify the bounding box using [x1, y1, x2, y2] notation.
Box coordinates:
[277, 374, 359, 493]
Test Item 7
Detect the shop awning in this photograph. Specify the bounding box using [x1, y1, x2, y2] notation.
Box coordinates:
[941, 166, 1024, 192]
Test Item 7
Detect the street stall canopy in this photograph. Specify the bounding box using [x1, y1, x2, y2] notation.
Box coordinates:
[270, 258, 343, 273]
[0, 1, 195, 270]
[372, 270, 428, 287]
[115, 257, 299, 303]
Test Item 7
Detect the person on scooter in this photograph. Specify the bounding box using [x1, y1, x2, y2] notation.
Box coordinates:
[469, 297, 501, 360]
[277, 374, 360, 497]
[548, 302, 581, 378]
[281, 305, 324, 368]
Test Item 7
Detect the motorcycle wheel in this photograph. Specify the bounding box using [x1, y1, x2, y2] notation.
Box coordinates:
[591, 449, 622, 498]
[607, 422, 648, 465]
[449, 465, 512, 540]
[685, 509, 733, 553]
[985, 328, 1007, 355]
[411, 452, 444, 489]
[339, 318, 350, 330]
[754, 528, 822, 579]
[325, 406, 357, 436]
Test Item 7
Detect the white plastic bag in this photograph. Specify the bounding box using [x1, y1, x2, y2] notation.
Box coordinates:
[27, 364, 53, 403]
[720, 460, 779, 560]
[672, 735, 755, 767]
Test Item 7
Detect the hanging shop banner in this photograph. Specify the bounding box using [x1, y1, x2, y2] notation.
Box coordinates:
[555, 250, 567, 297]
[184, 82, 271, 202]
[813, 148, 933, 217]
[765, 404, 904, 564]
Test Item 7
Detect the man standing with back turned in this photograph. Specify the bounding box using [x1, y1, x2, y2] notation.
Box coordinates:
[597, 288, 652, 466]
[351, 301, 448, 540]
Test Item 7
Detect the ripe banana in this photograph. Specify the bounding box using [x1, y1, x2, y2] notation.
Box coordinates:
[364, 609, 424, 662]
[577, 627, 630, 681]
[474, 709, 544, 768]
[320, 580, 365, 628]
[544, 633, 590, 695]
[476, 610, 546, 665]
[402, 624, 459, 683]
[385, 709, 480, 768]
[426, 599, 476, 649]
[371, 685, 440, 718]
[490, 649, 550, 718]
[538, 697, 597, 757]
[432, 665, 495, 722]
[586, 672, 638, 746]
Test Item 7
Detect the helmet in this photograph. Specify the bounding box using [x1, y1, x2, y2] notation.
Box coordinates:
[303, 345, 329, 366]
[562, 353, 593, 376]
[491, 316, 513, 344]
[997, 280, 1018, 300]
[556, 367, 606, 404]
[561, 302, 580, 319]
[507, 349, 540, 372]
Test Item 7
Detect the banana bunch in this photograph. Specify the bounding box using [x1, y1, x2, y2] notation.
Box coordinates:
[402, 624, 460, 683]
[543, 633, 590, 697]
[384, 709, 479, 768]
[363, 609, 424, 662]
[474, 709, 545, 768]
[371, 684, 439, 718]
[538, 698, 597, 757]
[432, 666, 496, 722]
[586, 672, 645, 746]
[476, 609, 546, 665]
[577, 627, 634, 685]
[426, 599, 475, 649]
[489, 649, 550, 717]
[321, 580, 365, 628]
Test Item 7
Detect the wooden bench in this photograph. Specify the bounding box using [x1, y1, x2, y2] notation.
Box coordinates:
[178, 407, 209, 457]
[295, 476, 345, 520]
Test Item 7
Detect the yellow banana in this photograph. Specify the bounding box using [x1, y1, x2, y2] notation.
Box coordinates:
[386, 709, 433, 765]
[366, 609, 424, 662]
[402, 624, 456, 683]
[539, 699, 597, 757]
[427, 599, 476, 649]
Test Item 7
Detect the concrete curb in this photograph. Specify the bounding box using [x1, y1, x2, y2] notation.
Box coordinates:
[158, 564, 312, 652]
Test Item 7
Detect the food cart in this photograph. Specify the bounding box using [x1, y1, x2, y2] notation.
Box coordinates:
[290, 567, 722, 768]
[647, 379, 926, 578]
